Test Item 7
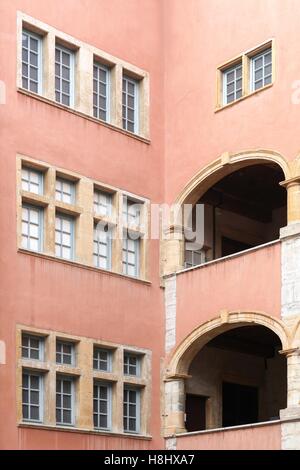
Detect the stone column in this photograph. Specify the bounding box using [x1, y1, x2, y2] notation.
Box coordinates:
[280, 348, 300, 449]
[164, 378, 186, 436]
[286, 180, 300, 223]
[280, 223, 300, 318]
[163, 226, 185, 275]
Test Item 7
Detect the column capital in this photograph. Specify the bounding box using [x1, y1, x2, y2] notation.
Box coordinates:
[279, 347, 300, 357]
[280, 176, 300, 188]
[164, 373, 191, 381]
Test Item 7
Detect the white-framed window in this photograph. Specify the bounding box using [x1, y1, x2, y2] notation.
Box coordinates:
[21, 167, 43, 195]
[55, 178, 75, 204]
[93, 189, 112, 217]
[22, 334, 44, 361]
[93, 223, 112, 270]
[185, 245, 206, 268]
[122, 234, 140, 277]
[122, 75, 139, 133]
[123, 197, 141, 226]
[56, 340, 75, 365]
[55, 214, 74, 260]
[55, 44, 74, 107]
[21, 204, 43, 252]
[22, 370, 43, 422]
[93, 347, 113, 372]
[123, 386, 140, 433]
[56, 375, 75, 426]
[250, 48, 272, 91]
[124, 352, 141, 376]
[22, 29, 42, 94]
[93, 381, 112, 430]
[93, 62, 110, 122]
[223, 62, 242, 105]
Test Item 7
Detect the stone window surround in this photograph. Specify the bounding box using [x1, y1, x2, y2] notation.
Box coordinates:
[215, 39, 275, 111]
[16, 325, 152, 438]
[17, 154, 150, 281]
[17, 11, 150, 142]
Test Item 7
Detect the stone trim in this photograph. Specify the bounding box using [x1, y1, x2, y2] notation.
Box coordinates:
[165, 275, 177, 353]
[17, 154, 150, 281]
[215, 39, 275, 111]
[16, 325, 152, 436]
[17, 11, 150, 140]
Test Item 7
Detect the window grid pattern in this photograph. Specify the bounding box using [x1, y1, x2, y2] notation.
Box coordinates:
[123, 198, 141, 226]
[124, 353, 140, 376]
[122, 76, 138, 133]
[55, 45, 73, 106]
[93, 348, 112, 372]
[223, 63, 242, 104]
[251, 49, 272, 91]
[93, 224, 112, 270]
[56, 341, 74, 365]
[22, 205, 43, 252]
[123, 387, 140, 433]
[93, 63, 110, 121]
[19, 327, 148, 434]
[55, 214, 74, 260]
[56, 178, 75, 204]
[22, 168, 43, 195]
[22, 334, 43, 360]
[185, 249, 206, 268]
[22, 372, 42, 422]
[22, 30, 41, 93]
[122, 235, 139, 277]
[94, 190, 112, 217]
[93, 382, 111, 430]
[56, 376, 74, 425]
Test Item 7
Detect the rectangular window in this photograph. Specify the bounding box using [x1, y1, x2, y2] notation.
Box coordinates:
[93, 62, 110, 122]
[223, 62, 242, 105]
[123, 197, 141, 226]
[122, 235, 140, 277]
[93, 223, 112, 270]
[55, 214, 74, 260]
[55, 178, 75, 204]
[21, 167, 43, 194]
[124, 353, 141, 376]
[56, 375, 74, 425]
[123, 387, 140, 433]
[22, 371, 43, 422]
[93, 381, 112, 430]
[250, 48, 272, 91]
[93, 347, 112, 372]
[21, 205, 43, 252]
[55, 45, 74, 107]
[22, 29, 42, 94]
[56, 340, 75, 365]
[93, 190, 112, 217]
[22, 334, 44, 360]
[122, 75, 139, 133]
[185, 248, 206, 268]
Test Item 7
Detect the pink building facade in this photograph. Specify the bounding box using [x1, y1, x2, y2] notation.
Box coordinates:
[0, 0, 300, 450]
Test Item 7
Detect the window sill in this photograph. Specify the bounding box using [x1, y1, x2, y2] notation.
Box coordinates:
[18, 422, 152, 440]
[17, 88, 151, 145]
[215, 82, 273, 112]
[18, 248, 151, 285]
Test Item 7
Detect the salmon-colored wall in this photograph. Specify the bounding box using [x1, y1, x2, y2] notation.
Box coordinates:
[163, 0, 300, 203]
[175, 242, 281, 345]
[0, 0, 292, 450]
[0, 0, 164, 450]
[175, 422, 282, 450]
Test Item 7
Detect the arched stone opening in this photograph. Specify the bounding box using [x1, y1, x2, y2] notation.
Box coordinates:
[164, 312, 290, 435]
[163, 150, 292, 275]
[185, 325, 286, 432]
